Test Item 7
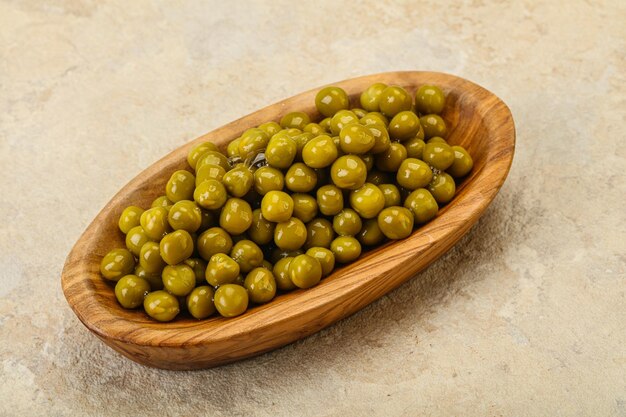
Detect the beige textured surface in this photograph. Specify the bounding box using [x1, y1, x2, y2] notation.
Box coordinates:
[1, 0, 625, 416]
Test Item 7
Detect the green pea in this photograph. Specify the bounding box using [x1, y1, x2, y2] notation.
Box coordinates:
[219, 198, 253, 235]
[162, 264, 196, 297]
[167, 200, 202, 233]
[244, 267, 277, 304]
[100, 248, 135, 282]
[118, 206, 144, 234]
[404, 188, 438, 224]
[159, 230, 194, 266]
[165, 170, 196, 202]
[115, 275, 150, 309]
[144, 290, 180, 322]
[186, 286, 216, 319]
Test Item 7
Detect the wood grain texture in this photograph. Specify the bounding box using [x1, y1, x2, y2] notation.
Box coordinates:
[61, 71, 515, 370]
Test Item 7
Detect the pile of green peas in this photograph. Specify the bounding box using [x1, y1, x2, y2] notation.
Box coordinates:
[100, 83, 473, 322]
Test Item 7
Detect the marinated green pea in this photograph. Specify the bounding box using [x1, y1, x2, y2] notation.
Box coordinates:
[339, 123, 375, 154]
[332, 208, 362, 236]
[196, 150, 231, 172]
[162, 264, 196, 296]
[377, 206, 414, 240]
[140, 207, 171, 241]
[115, 275, 150, 309]
[135, 264, 164, 290]
[280, 111, 310, 130]
[244, 267, 277, 304]
[350, 183, 386, 219]
[159, 230, 194, 265]
[144, 290, 180, 322]
[273, 257, 296, 291]
[214, 284, 249, 318]
[289, 254, 322, 289]
[379, 86, 412, 118]
[319, 117, 331, 132]
[186, 286, 216, 319]
[248, 209, 275, 245]
[285, 162, 317, 192]
[166, 170, 196, 202]
[222, 164, 254, 198]
[195, 163, 226, 186]
[360, 82, 387, 112]
[265, 132, 297, 169]
[304, 123, 325, 136]
[274, 217, 307, 250]
[100, 248, 135, 282]
[415, 85, 445, 115]
[197, 227, 233, 261]
[194, 179, 227, 210]
[357, 218, 385, 246]
[375, 142, 407, 172]
[423, 142, 455, 170]
[183, 257, 207, 284]
[419, 114, 447, 139]
[125, 226, 151, 256]
[305, 218, 334, 249]
[167, 200, 202, 233]
[305, 247, 335, 277]
[447, 145, 474, 178]
[302, 135, 338, 168]
[254, 166, 284, 195]
[230, 239, 264, 273]
[396, 158, 433, 190]
[261, 190, 294, 222]
[330, 236, 362, 263]
[291, 193, 318, 223]
[187, 142, 219, 170]
[206, 253, 241, 286]
[315, 86, 350, 117]
[261, 260, 273, 270]
[389, 111, 421, 141]
[428, 172, 456, 204]
[366, 170, 394, 186]
[139, 241, 166, 274]
[360, 111, 388, 127]
[405, 137, 426, 159]
[378, 183, 401, 207]
[366, 123, 391, 154]
[238, 128, 270, 160]
[330, 155, 367, 190]
[151, 195, 173, 211]
[227, 137, 242, 159]
[404, 188, 439, 223]
[258, 121, 282, 137]
[316, 184, 344, 216]
[118, 206, 144, 234]
[219, 198, 253, 235]
[330, 110, 359, 135]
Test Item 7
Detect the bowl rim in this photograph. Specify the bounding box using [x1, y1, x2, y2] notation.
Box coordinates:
[61, 71, 515, 350]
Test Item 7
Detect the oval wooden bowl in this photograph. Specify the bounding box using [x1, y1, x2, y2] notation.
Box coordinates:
[61, 71, 515, 370]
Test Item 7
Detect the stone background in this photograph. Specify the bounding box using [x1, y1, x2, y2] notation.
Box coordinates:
[1, 1, 624, 416]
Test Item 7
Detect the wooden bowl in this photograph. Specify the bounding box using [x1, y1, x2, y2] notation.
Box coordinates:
[61, 71, 515, 370]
